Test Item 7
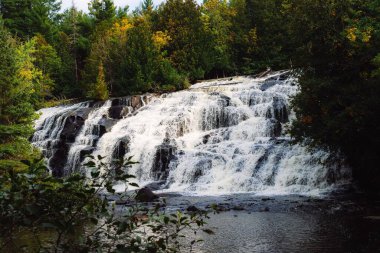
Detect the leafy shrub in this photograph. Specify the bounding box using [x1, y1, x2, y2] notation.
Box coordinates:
[0, 156, 211, 252]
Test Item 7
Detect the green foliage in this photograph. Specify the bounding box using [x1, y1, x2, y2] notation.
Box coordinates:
[0, 0, 61, 40]
[0, 22, 41, 169]
[55, 7, 94, 97]
[88, 62, 109, 100]
[32, 34, 62, 85]
[155, 0, 214, 80]
[289, 0, 380, 190]
[89, 0, 117, 24]
[202, 0, 235, 77]
[0, 156, 211, 252]
[141, 0, 154, 12]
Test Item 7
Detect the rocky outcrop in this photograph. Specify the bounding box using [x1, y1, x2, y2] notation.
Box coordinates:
[108, 95, 156, 119]
[135, 187, 158, 202]
[60, 115, 85, 143]
[33, 95, 157, 176]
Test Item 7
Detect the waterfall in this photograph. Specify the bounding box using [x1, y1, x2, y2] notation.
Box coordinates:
[32, 72, 351, 195]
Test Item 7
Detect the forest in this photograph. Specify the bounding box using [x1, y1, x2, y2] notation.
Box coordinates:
[0, 0, 380, 251]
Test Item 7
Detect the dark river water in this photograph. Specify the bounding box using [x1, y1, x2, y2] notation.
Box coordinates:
[191, 211, 379, 253]
[162, 193, 380, 253]
[4, 193, 380, 252]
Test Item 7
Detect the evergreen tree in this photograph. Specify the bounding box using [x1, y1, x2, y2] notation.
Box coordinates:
[0, 22, 39, 169]
[0, 0, 61, 40]
[56, 7, 93, 97]
[89, 0, 116, 24]
[202, 0, 235, 77]
[91, 62, 109, 100]
[156, 0, 213, 80]
[142, 0, 154, 12]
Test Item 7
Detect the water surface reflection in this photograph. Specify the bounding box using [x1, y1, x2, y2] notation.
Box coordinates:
[190, 212, 379, 253]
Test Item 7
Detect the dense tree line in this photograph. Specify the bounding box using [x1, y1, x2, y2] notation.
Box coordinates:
[0, 0, 299, 101]
[0, 0, 379, 189]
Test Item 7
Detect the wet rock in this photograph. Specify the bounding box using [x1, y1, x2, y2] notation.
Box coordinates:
[261, 198, 274, 201]
[187, 205, 199, 212]
[80, 147, 95, 161]
[207, 204, 230, 212]
[273, 97, 288, 123]
[111, 98, 121, 106]
[202, 134, 211, 144]
[135, 187, 158, 202]
[61, 115, 85, 143]
[144, 181, 166, 191]
[89, 100, 105, 108]
[108, 106, 124, 119]
[98, 125, 107, 137]
[151, 144, 176, 180]
[99, 116, 117, 132]
[130, 96, 140, 108]
[219, 94, 231, 107]
[115, 199, 130, 205]
[193, 168, 204, 181]
[49, 140, 69, 177]
[270, 119, 282, 137]
[232, 205, 245, 211]
[112, 138, 130, 160]
[260, 77, 277, 91]
[75, 108, 93, 120]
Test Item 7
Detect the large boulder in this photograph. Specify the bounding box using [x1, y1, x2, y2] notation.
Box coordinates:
[135, 187, 158, 202]
[108, 106, 124, 119]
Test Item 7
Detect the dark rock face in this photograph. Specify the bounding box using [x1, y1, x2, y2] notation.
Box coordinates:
[108, 95, 154, 119]
[152, 144, 176, 180]
[112, 138, 130, 160]
[108, 106, 124, 119]
[186, 205, 199, 212]
[272, 97, 288, 123]
[260, 78, 277, 91]
[135, 187, 158, 202]
[33, 95, 157, 177]
[80, 147, 95, 161]
[61, 115, 85, 143]
[203, 134, 211, 144]
[49, 114, 86, 176]
[260, 72, 290, 91]
[49, 139, 69, 177]
[144, 181, 166, 191]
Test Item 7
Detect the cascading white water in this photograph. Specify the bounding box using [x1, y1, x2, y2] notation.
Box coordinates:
[64, 100, 113, 174]
[32, 72, 351, 195]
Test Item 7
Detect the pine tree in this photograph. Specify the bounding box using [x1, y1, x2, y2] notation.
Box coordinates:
[0, 22, 39, 169]
[141, 0, 154, 12]
[0, 0, 61, 40]
[89, 0, 116, 24]
[93, 62, 109, 100]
